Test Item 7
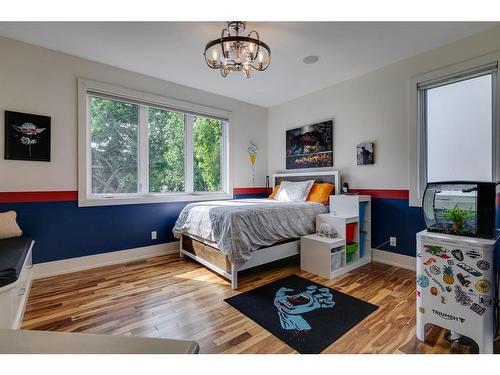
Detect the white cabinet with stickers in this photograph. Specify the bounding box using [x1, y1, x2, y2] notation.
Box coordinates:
[416, 230, 498, 353]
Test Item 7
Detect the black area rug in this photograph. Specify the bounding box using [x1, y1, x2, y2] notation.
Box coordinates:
[224, 274, 378, 353]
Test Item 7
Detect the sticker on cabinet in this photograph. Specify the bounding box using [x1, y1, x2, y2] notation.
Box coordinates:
[456, 263, 482, 277]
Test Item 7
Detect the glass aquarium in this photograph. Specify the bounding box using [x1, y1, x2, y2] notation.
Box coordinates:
[422, 182, 498, 239]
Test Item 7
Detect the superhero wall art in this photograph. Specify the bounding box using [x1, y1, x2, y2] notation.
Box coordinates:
[285, 120, 333, 169]
[4, 111, 51, 162]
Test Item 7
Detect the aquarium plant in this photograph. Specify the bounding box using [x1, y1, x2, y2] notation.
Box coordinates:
[442, 204, 475, 233]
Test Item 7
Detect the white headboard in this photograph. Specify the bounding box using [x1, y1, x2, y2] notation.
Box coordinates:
[272, 170, 340, 195]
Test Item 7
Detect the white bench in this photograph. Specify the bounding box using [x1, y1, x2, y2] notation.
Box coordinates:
[0, 238, 34, 329]
[0, 329, 200, 354]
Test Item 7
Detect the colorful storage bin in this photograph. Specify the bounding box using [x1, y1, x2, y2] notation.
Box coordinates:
[331, 252, 343, 272]
[359, 201, 368, 231]
[359, 232, 366, 258]
[345, 242, 358, 263]
[346, 223, 357, 243]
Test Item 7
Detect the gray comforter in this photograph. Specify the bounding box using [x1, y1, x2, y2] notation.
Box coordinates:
[173, 199, 328, 267]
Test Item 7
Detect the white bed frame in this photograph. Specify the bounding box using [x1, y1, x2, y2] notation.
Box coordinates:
[179, 170, 340, 289]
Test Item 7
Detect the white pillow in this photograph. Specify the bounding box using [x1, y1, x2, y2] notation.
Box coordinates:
[0, 211, 23, 240]
[275, 180, 315, 202]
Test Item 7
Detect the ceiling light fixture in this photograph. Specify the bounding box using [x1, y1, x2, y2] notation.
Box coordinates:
[204, 21, 271, 78]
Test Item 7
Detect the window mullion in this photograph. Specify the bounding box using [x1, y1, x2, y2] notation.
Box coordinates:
[418, 88, 428, 198]
[185, 114, 194, 193]
[492, 71, 498, 181]
[86, 95, 92, 196]
[138, 105, 149, 194]
[221, 121, 228, 193]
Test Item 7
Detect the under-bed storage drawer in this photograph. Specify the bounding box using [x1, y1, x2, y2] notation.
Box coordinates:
[181, 236, 231, 273]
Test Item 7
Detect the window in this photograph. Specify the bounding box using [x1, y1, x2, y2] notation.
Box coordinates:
[410, 59, 498, 206]
[90, 96, 139, 194]
[425, 74, 493, 182]
[78, 80, 230, 206]
[193, 116, 223, 192]
[148, 108, 185, 193]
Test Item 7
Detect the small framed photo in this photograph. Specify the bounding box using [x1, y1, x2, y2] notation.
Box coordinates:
[356, 142, 374, 165]
[4, 111, 51, 162]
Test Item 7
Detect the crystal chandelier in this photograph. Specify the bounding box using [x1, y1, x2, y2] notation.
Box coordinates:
[204, 21, 271, 78]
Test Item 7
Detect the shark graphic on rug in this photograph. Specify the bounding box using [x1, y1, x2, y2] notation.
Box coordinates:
[273, 285, 335, 331]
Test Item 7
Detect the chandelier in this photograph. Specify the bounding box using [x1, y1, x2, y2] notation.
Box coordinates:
[204, 21, 271, 78]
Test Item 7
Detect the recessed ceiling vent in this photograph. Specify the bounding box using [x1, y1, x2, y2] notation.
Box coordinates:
[302, 55, 319, 64]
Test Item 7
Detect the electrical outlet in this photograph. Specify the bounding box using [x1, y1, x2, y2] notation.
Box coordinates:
[390, 236, 397, 247]
[151, 231, 157, 240]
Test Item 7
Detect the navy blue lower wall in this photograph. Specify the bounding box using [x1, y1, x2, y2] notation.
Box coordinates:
[0, 200, 189, 264]
[233, 192, 269, 199]
[0, 190, 265, 264]
[0, 190, 423, 265]
[371, 197, 425, 257]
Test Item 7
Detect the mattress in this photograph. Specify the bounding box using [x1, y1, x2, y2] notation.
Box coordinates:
[173, 199, 328, 267]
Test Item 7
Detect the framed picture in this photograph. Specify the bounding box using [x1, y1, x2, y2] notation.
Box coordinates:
[286, 120, 333, 169]
[4, 111, 51, 162]
[356, 142, 374, 165]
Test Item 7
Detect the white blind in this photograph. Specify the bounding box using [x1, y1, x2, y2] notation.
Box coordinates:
[426, 73, 493, 182]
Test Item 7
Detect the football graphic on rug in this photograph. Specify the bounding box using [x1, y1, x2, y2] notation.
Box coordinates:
[274, 285, 335, 331]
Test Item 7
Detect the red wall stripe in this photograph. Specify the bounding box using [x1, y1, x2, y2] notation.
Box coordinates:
[234, 187, 409, 199]
[0, 188, 410, 203]
[0, 191, 78, 203]
[233, 187, 272, 195]
[349, 189, 409, 200]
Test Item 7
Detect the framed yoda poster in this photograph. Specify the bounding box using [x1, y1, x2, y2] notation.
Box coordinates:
[4, 110, 51, 162]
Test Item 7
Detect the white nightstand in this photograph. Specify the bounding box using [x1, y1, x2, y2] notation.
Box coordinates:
[300, 234, 345, 279]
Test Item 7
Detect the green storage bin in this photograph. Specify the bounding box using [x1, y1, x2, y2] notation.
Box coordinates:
[345, 242, 358, 263]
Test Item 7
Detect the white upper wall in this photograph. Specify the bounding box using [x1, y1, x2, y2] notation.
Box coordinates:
[0, 36, 268, 192]
[4, 25, 500, 194]
[268, 25, 500, 190]
[0, 22, 494, 108]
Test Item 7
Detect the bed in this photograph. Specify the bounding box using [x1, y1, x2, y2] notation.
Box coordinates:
[173, 171, 340, 289]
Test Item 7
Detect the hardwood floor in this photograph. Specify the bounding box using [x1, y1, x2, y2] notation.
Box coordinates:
[22, 253, 498, 354]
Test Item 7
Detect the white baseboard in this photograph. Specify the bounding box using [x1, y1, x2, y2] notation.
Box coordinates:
[371, 248, 416, 271]
[33, 241, 180, 279]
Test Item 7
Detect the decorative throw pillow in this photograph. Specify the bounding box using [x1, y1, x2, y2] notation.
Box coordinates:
[275, 180, 315, 202]
[268, 185, 280, 199]
[0, 211, 23, 240]
[307, 183, 335, 205]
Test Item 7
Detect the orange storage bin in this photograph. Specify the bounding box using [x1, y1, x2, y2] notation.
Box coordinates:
[345, 223, 357, 243]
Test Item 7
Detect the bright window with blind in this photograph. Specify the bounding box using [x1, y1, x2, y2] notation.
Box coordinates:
[415, 63, 497, 201]
[78, 79, 230, 206]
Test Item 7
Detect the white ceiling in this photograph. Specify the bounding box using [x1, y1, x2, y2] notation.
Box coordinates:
[0, 22, 497, 107]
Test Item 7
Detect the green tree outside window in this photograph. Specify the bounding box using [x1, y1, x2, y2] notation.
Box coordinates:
[90, 95, 223, 195]
[193, 117, 222, 192]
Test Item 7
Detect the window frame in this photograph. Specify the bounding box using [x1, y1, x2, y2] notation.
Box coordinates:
[78, 79, 232, 207]
[409, 54, 500, 207]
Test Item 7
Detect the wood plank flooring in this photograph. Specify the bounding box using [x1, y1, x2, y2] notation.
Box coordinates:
[22, 254, 498, 353]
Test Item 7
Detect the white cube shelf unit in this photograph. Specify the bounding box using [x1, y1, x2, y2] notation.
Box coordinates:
[300, 235, 346, 279]
[300, 195, 371, 280]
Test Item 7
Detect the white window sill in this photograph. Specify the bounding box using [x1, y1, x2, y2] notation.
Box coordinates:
[78, 192, 233, 207]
